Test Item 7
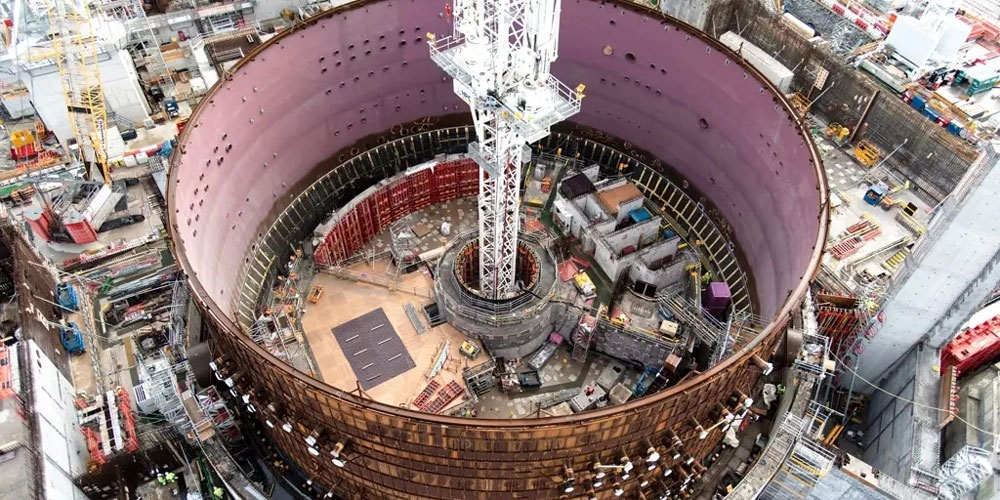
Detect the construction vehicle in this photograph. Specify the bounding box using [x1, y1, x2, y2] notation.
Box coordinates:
[9, 129, 39, 160]
[863, 184, 887, 206]
[824, 122, 851, 147]
[573, 272, 596, 298]
[853, 140, 881, 168]
[60, 321, 86, 355]
[163, 97, 180, 118]
[459, 341, 481, 359]
[308, 285, 324, 304]
[56, 281, 80, 311]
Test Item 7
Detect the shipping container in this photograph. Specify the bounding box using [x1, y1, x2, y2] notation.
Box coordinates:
[719, 32, 795, 94]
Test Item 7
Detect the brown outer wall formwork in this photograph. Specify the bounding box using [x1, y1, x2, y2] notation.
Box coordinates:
[213, 315, 786, 500]
[169, 0, 829, 498]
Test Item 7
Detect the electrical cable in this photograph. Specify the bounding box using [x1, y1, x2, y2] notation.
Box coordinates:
[830, 351, 1000, 438]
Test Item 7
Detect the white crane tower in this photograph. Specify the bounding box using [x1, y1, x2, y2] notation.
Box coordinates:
[429, 0, 584, 300]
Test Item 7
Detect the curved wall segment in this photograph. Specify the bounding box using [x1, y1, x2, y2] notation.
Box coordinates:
[168, 0, 828, 499]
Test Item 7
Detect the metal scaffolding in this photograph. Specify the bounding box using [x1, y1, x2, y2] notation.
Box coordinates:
[428, 0, 583, 299]
[937, 445, 993, 500]
[759, 402, 838, 500]
[97, 0, 173, 90]
[43, 0, 111, 183]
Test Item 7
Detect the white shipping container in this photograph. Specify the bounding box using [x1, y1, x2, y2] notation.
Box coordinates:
[720, 32, 795, 93]
[781, 13, 815, 39]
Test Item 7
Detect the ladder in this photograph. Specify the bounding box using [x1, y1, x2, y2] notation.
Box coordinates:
[571, 327, 592, 363]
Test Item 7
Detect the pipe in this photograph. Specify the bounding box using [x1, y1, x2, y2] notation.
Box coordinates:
[850, 89, 881, 144]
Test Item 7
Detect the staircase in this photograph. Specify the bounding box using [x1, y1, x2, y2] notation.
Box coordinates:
[106, 110, 136, 131]
[660, 295, 726, 344]
[882, 247, 910, 273]
[98, 0, 174, 90]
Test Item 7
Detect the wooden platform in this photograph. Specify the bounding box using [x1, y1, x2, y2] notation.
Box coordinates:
[301, 259, 471, 410]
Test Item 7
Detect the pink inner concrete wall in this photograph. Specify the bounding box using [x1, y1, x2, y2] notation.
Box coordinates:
[169, 0, 824, 322]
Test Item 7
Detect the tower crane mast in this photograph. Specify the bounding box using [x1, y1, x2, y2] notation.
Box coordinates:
[43, 0, 111, 185]
[429, 0, 583, 300]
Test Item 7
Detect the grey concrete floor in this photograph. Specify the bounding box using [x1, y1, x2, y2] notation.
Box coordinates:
[359, 196, 478, 258]
[815, 129, 932, 282]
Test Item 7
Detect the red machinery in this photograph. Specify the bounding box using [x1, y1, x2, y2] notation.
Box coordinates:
[0, 345, 14, 400]
[9, 130, 38, 160]
[116, 386, 140, 453]
[82, 427, 107, 466]
[940, 315, 1000, 375]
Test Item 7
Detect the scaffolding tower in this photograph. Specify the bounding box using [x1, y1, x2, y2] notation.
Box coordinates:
[97, 0, 173, 91]
[758, 404, 837, 500]
[132, 282, 199, 442]
[937, 446, 993, 500]
[42, 0, 111, 184]
[196, 385, 238, 440]
[251, 252, 309, 370]
[389, 220, 417, 282]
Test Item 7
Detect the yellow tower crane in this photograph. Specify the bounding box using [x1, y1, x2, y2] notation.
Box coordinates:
[43, 0, 111, 185]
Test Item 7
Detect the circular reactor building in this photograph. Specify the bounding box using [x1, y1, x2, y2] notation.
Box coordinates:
[167, 1, 828, 499]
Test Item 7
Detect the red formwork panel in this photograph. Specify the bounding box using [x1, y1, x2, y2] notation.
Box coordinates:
[941, 316, 1000, 375]
[410, 168, 434, 211]
[314, 242, 333, 266]
[434, 161, 459, 202]
[427, 164, 444, 205]
[372, 188, 392, 231]
[316, 158, 483, 265]
[388, 179, 411, 223]
[456, 159, 479, 197]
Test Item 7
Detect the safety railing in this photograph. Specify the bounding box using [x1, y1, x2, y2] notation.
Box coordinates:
[318, 267, 434, 299]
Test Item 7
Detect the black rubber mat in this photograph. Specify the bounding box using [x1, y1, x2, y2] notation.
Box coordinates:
[330, 308, 415, 390]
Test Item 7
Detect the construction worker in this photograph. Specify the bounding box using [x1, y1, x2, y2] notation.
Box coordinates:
[212, 486, 225, 499]
[165, 471, 176, 483]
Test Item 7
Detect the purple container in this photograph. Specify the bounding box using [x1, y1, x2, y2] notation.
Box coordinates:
[706, 282, 732, 310]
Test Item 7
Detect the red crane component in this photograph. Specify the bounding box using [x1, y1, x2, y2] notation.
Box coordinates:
[941, 315, 1000, 375]
[116, 386, 140, 453]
